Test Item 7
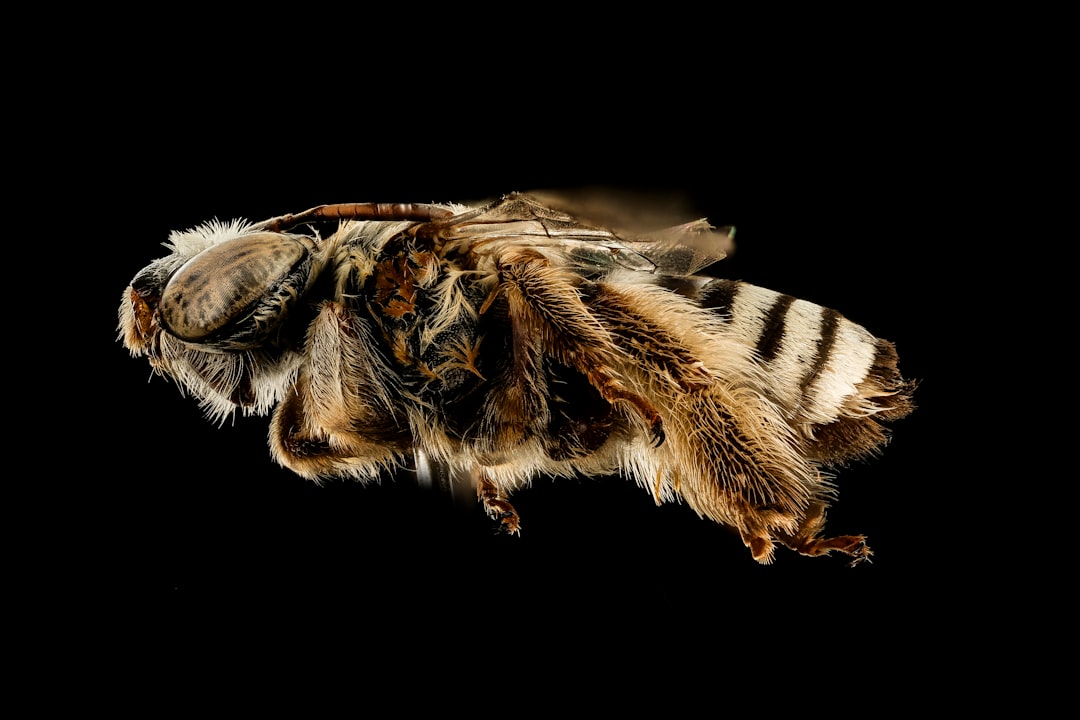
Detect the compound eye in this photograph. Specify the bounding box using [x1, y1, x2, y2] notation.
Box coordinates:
[159, 232, 311, 343]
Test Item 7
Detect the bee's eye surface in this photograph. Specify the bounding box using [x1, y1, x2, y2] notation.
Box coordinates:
[159, 233, 309, 342]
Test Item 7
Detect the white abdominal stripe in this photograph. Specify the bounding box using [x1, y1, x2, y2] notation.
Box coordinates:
[698, 279, 913, 461]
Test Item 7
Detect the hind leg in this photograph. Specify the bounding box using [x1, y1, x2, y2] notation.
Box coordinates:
[777, 501, 873, 566]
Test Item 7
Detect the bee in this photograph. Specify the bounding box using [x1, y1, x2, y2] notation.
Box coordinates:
[118, 192, 914, 565]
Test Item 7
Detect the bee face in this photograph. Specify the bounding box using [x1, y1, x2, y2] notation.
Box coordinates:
[118, 194, 915, 565]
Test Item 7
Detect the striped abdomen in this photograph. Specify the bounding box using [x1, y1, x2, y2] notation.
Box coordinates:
[698, 279, 915, 464]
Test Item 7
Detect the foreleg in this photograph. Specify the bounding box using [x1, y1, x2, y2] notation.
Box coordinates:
[476, 471, 521, 535]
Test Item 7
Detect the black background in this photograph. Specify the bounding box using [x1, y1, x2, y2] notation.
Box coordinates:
[40, 49, 972, 659]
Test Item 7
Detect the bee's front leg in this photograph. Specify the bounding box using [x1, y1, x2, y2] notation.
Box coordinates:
[476, 472, 521, 535]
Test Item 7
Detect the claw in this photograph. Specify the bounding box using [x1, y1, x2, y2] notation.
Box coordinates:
[484, 503, 521, 535]
[499, 510, 521, 536]
[650, 419, 666, 447]
[846, 540, 874, 567]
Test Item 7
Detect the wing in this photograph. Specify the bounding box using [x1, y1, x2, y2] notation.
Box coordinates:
[426, 192, 733, 276]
